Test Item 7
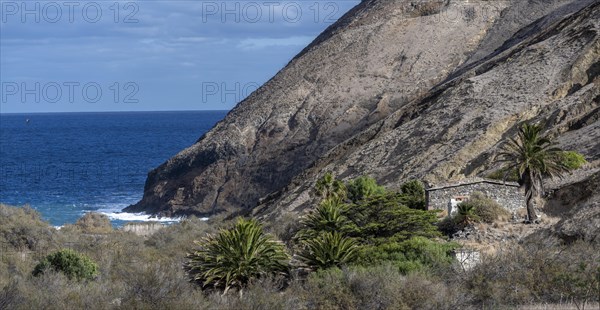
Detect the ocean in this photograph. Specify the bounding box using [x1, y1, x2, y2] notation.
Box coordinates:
[0, 111, 227, 227]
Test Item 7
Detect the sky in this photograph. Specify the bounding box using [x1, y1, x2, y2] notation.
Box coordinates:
[0, 0, 360, 113]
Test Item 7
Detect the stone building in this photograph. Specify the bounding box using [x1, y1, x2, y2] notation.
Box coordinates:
[426, 178, 524, 215]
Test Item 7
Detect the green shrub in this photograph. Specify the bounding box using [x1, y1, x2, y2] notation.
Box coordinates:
[346, 176, 386, 203]
[559, 151, 587, 170]
[300, 177, 447, 272]
[344, 193, 442, 242]
[357, 237, 458, 274]
[32, 249, 99, 281]
[185, 218, 289, 293]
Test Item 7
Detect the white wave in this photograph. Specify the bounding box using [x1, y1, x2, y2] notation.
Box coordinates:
[99, 211, 183, 223]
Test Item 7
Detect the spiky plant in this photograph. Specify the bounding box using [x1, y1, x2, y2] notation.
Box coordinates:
[455, 203, 479, 228]
[296, 197, 349, 241]
[297, 231, 359, 270]
[496, 123, 569, 222]
[315, 172, 347, 200]
[185, 218, 289, 294]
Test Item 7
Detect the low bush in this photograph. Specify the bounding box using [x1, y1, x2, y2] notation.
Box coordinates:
[300, 265, 465, 310]
[0, 204, 58, 252]
[32, 249, 99, 281]
[469, 192, 511, 223]
[120, 260, 208, 309]
[559, 151, 587, 170]
[356, 237, 458, 274]
[466, 238, 600, 307]
[69, 212, 113, 234]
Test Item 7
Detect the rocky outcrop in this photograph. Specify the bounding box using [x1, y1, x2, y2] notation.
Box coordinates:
[126, 0, 600, 224]
[545, 170, 600, 243]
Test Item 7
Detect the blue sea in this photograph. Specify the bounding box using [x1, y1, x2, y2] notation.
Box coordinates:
[0, 111, 227, 227]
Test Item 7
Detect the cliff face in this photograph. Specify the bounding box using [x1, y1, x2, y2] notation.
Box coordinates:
[126, 0, 600, 221]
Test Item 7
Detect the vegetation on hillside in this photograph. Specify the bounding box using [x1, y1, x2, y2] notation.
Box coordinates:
[1, 175, 598, 310]
[292, 175, 453, 273]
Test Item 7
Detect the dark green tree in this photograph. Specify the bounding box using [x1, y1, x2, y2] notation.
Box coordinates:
[344, 193, 441, 242]
[346, 176, 386, 203]
[400, 180, 426, 210]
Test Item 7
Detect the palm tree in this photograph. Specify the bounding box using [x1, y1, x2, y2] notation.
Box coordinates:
[185, 218, 289, 294]
[296, 197, 349, 241]
[297, 231, 359, 270]
[496, 123, 568, 223]
[315, 172, 347, 200]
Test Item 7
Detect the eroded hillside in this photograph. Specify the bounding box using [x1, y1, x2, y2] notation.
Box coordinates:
[256, 1, 599, 235]
[126, 0, 599, 226]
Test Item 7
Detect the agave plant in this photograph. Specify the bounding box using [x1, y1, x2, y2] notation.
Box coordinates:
[297, 231, 359, 270]
[185, 218, 289, 294]
[455, 203, 479, 228]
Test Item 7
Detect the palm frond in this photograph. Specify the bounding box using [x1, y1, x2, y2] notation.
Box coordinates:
[185, 218, 289, 293]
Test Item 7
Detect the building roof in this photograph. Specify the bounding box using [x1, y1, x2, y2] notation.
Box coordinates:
[426, 177, 520, 191]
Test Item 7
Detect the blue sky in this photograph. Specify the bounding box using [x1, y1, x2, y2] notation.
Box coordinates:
[0, 1, 359, 113]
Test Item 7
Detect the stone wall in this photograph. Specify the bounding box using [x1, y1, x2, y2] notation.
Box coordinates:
[121, 222, 164, 237]
[426, 178, 524, 214]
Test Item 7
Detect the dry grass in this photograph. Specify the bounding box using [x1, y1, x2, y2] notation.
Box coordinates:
[1, 204, 597, 309]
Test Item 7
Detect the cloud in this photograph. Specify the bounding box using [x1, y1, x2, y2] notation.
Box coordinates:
[0, 1, 361, 113]
[237, 36, 314, 50]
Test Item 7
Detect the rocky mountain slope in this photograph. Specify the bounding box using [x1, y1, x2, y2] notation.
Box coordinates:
[126, 0, 599, 232]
